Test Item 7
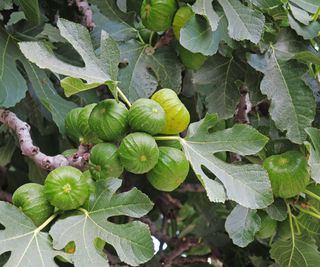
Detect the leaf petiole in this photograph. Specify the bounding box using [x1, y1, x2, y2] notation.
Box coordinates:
[312, 7, 320, 21]
[153, 136, 181, 141]
[304, 190, 320, 202]
[117, 87, 132, 107]
[309, 206, 320, 215]
[137, 31, 145, 44]
[296, 206, 320, 220]
[36, 212, 59, 233]
[286, 202, 295, 240]
[78, 207, 89, 216]
[292, 215, 301, 235]
[149, 32, 155, 46]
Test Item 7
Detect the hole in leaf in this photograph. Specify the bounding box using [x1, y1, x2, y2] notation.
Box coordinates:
[64, 241, 76, 254]
[107, 215, 129, 224]
[53, 43, 85, 68]
[54, 255, 73, 266]
[201, 165, 217, 181]
[0, 252, 11, 266]
[118, 59, 129, 68]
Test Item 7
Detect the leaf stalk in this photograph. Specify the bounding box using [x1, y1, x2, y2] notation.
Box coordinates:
[153, 136, 181, 141]
[117, 87, 132, 107]
[304, 190, 320, 202]
[36, 213, 59, 233]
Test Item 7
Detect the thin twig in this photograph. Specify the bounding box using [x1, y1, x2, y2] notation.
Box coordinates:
[0, 109, 89, 171]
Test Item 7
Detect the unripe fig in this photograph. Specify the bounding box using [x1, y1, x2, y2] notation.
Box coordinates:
[263, 151, 310, 199]
[89, 143, 124, 180]
[141, 0, 177, 32]
[147, 147, 189, 191]
[128, 98, 166, 135]
[12, 183, 54, 226]
[44, 166, 89, 210]
[118, 132, 159, 174]
[89, 99, 129, 142]
[151, 88, 190, 134]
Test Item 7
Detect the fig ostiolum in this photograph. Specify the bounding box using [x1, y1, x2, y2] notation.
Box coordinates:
[152, 88, 190, 134]
[140, 0, 177, 32]
[44, 166, 89, 210]
[12, 183, 54, 226]
[89, 143, 124, 180]
[263, 151, 310, 198]
[118, 132, 159, 174]
[128, 98, 166, 135]
[147, 146, 189, 191]
[89, 99, 129, 142]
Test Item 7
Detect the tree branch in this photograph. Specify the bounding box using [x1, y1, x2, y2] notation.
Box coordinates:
[178, 183, 206, 193]
[173, 254, 212, 265]
[234, 83, 252, 124]
[0, 109, 89, 171]
[0, 190, 12, 203]
[232, 83, 252, 162]
[154, 29, 174, 49]
[140, 217, 175, 246]
[68, 0, 95, 30]
[162, 238, 201, 267]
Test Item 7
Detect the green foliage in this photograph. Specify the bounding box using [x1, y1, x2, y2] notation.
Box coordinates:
[0, 202, 70, 266]
[225, 205, 261, 247]
[270, 234, 320, 267]
[181, 113, 272, 208]
[1, 0, 320, 265]
[305, 127, 320, 183]
[50, 178, 154, 266]
[19, 19, 118, 99]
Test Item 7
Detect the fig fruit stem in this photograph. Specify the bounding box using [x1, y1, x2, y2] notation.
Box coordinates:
[304, 189, 320, 202]
[78, 207, 89, 215]
[36, 212, 58, 233]
[117, 87, 132, 107]
[154, 136, 181, 141]
[149, 31, 155, 45]
[137, 32, 145, 44]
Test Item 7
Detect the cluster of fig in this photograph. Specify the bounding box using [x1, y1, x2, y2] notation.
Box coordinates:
[11, 89, 191, 228]
[139, 0, 208, 70]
